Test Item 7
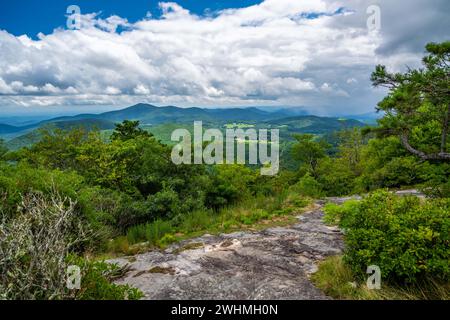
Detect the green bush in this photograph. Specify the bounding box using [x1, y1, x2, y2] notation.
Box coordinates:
[158, 233, 177, 246]
[126, 219, 173, 245]
[180, 209, 214, 233]
[316, 158, 357, 196]
[323, 200, 359, 226]
[0, 163, 84, 219]
[336, 190, 450, 283]
[68, 256, 143, 300]
[290, 173, 324, 198]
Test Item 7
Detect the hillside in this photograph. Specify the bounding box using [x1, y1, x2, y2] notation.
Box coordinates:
[5, 119, 116, 150]
[42, 104, 287, 126]
[1, 104, 366, 150]
[267, 116, 365, 134]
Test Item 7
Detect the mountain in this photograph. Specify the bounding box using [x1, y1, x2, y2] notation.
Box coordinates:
[43, 104, 283, 126]
[0, 123, 37, 135]
[4, 119, 116, 150]
[339, 111, 382, 125]
[1, 104, 367, 150]
[0, 124, 20, 134]
[256, 106, 309, 116]
[267, 115, 366, 134]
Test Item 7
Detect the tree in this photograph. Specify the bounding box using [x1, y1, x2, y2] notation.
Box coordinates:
[0, 139, 7, 160]
[20, 127, 87, 170]
[111, 120, 152, 141]
[291, 134, 330, 177]
[336, 128, 366, 175]
[371, 41, 450, 161]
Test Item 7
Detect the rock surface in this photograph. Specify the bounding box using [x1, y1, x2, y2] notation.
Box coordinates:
[109, 202, 344, 300]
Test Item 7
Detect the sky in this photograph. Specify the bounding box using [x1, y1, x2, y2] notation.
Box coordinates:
[0, 0, 449, 116]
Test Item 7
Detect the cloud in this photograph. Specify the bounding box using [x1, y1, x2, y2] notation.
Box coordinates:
[0, 0, 448, 115]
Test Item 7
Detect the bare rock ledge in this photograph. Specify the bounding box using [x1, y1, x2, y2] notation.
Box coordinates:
[109, 202, 344, 300]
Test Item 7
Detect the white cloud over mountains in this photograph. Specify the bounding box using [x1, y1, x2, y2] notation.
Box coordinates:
[0, 0, 448, 115]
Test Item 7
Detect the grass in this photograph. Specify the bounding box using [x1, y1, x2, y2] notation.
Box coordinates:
[107, 192, 312, 255]
[311, 256, 450, 300]
[126, 219, 173, 245]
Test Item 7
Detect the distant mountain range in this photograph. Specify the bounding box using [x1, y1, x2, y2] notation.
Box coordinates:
[0, 103, 368, 149]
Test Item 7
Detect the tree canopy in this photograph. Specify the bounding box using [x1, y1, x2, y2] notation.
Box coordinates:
[371, 41, 450, 161]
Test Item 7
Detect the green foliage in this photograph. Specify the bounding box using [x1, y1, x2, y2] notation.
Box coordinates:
[290, 173, 324, 198]
[110, 120, 152, 141]
[126, 219, 173, 245]
[419, 162, 450, 198]
[312, 256, 450, 300]
[371, 41, 450, 161]
[180, 210, 215, 233]
[159, 234, 177, 246]
[316, 158, 356, 196]
[323, 200, 359, 226]
[0, 138, 7, 160]
[333, 190, 450, 283]
[290, 129, 369, 197]
[291, 134, 330, 176]
[115, 192, 310, 253]
[206, 164, 258, 208]
[18, 127, 89, 170]
[0, 192, 132, 300]
[0, 162, 84, 220]
[68, 256, 143, 300]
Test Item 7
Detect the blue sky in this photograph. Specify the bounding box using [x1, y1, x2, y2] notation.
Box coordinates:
[0, 0, 448, 117]
[1, 0, 263, 38]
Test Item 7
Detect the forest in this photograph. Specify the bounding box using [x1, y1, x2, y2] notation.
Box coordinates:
[0, 42, 449, 300]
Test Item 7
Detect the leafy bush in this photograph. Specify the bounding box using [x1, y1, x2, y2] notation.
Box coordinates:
[158, 233, 177, 246]
[316, 158, 357, 196]
[0, 191, 141, 300]
[334, 190, 450, 283]
[0, 163, 84, 220]
[312, 256, 450, 300]
[323, 200, 359, 226]
[290, 173, 324, 198]
[68, 256, 143, 300]
[206, 165, 257, 208]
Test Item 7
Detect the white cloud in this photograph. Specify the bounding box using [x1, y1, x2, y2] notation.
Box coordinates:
[105, 86, 121, 95]
[133, 84, 151, 95]
[0, 0, 448, 115]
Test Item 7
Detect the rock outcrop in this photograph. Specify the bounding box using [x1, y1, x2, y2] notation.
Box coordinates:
[109, 202, 344, 300]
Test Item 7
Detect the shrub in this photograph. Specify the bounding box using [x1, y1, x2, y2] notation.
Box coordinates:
[0, 163, 84, 220]
[312, 256, 450, 300]
[206, 165, 257, 208]
[68, 256, 143, 300]
[290, 173, 324, 198]
[158, 234, 177, 246]
[336, 190, 450, 283]
[179, 209, 214, 233]
[0, 191, 142, 300]
[0, 192, 87, 299]
[323, 200, 359, 226]
[126, 219, 173, 245]
[316, 158, 357, 196]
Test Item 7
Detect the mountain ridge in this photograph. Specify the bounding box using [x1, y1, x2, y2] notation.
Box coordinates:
[1, 104, 368, 150]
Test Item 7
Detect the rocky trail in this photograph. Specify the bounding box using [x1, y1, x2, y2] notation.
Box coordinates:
[109, 200, 344, 300]
[109, 190, 423, 300]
